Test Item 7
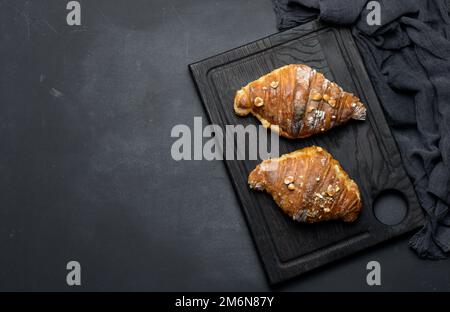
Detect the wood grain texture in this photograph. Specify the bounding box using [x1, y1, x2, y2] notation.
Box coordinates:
[189, 21, 424, 285]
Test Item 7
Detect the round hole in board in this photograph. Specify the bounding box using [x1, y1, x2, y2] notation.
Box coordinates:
[372, 189, 408, 226]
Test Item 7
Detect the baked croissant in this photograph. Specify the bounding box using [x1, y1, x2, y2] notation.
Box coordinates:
[234, 64, 366, 139]
[248, 146, 362, 223]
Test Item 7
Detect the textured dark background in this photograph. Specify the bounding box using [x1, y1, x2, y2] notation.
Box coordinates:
[0, 0, 449, 291]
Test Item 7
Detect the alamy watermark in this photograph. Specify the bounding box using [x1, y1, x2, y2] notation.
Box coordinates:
[66, 1, 81, 26]
[170, 117, 279, 161]
[66, 260, 81, 286]
[366, 1, 381, 26]
[65, 1, 379, 28]
[366, 260, 381, 286]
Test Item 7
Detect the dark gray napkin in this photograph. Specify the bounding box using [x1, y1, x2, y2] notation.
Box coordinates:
[272, 0, 450, 259]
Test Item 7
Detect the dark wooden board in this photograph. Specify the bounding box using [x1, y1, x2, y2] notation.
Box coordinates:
[189, 21, 424, 285]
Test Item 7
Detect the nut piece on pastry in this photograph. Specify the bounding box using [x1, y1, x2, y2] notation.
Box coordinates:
[248, 146, 362, 223]
[234, 64, 366, 139]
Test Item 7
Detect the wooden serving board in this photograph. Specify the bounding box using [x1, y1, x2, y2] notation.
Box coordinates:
[189, 21, 424, 284]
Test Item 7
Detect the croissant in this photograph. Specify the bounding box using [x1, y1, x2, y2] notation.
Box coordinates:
[248, 146, 362, 223]
[234, 64, 366, 139]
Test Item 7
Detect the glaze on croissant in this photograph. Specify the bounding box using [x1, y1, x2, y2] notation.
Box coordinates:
[234, 64, 366, 139]
[248, 146, 362, 223]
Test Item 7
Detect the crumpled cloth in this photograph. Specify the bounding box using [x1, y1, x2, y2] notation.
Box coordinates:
[272, 0, 450, 259]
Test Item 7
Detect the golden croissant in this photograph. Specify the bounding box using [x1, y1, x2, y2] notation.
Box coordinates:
[248, 146, 362, 223]
[234, 64, 366, 139]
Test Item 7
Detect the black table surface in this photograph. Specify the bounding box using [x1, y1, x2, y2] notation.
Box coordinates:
[1, 0, 449, 291]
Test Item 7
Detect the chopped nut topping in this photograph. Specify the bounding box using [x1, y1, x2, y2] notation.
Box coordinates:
[328, 99, 336, 107]
[311, 92, 322, 101]
[287, 183, 296, 191]
[284, 176, 295, 185]
[326, 184, 337, 196]
[324, 208, 331, 213]
[351, 102, 357, 108]
[270, 81, 279, 89]
[323, 94, 330, 101]
[254, 97, 264, 107]
[251, 182, 264, 191]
